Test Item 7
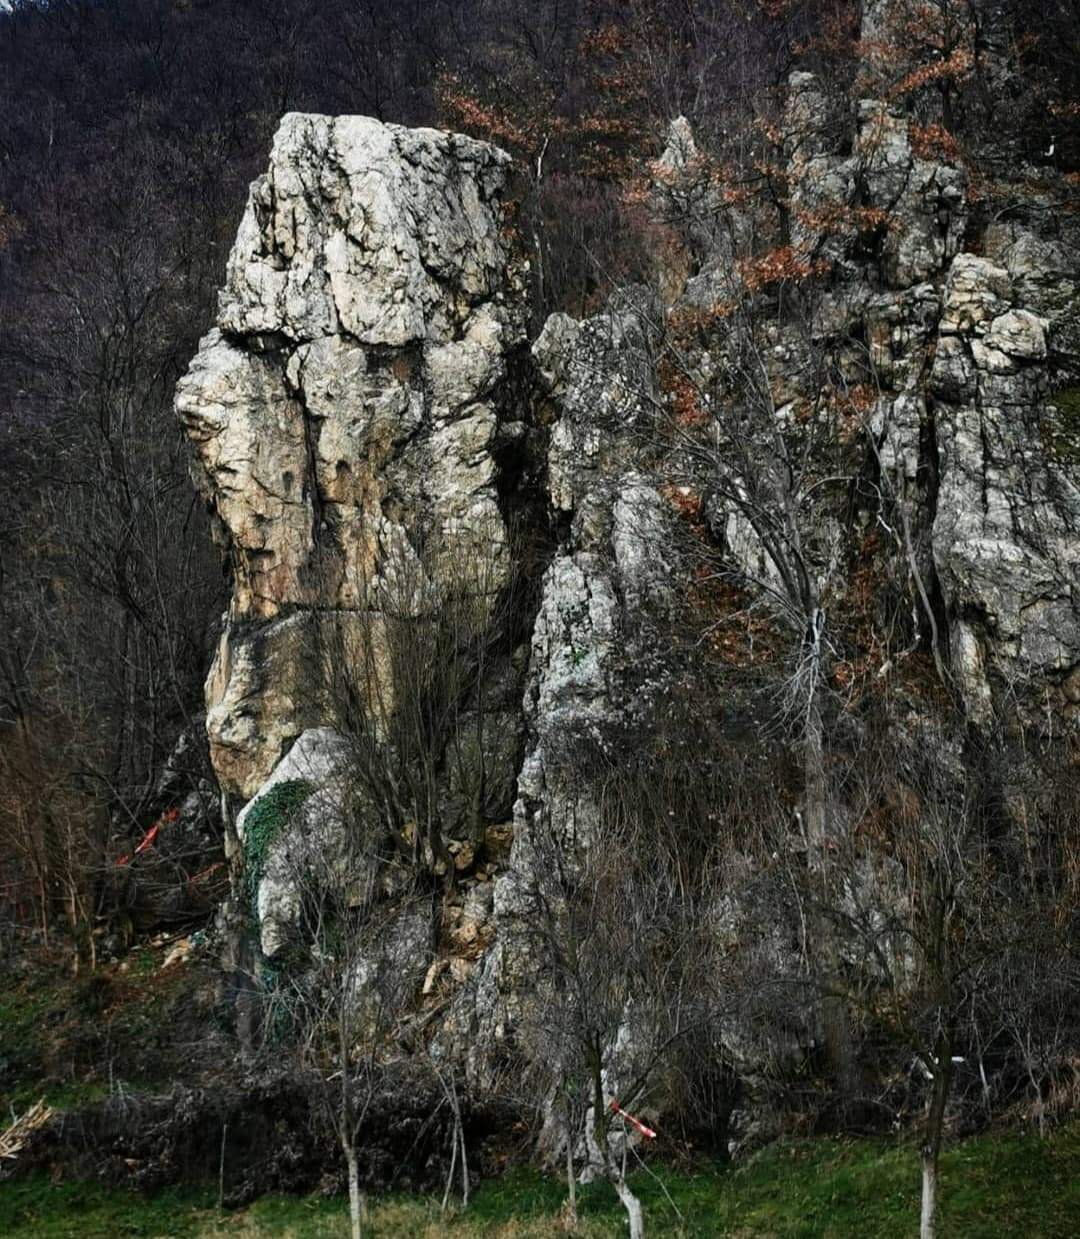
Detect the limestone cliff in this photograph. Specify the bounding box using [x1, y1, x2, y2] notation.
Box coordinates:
[176, 5, 1080, 1125]
[777, 73, 1080, 724]
[177, 114, 526, 801]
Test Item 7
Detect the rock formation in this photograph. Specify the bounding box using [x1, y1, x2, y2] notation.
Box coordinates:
[772, 64, 1080, 724]
[176, 0, 1080, 1130]
[177, 113, 526, 801]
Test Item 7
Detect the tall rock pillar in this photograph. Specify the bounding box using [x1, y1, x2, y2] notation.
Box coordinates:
[176, 115, 526, 800]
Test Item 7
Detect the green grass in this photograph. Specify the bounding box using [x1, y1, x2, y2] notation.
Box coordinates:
[2, 1122, 1078, 1237]
[1044, 385, 1080, 462]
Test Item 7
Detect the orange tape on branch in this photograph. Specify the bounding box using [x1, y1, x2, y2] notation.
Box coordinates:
[133, 822, 161, 856]
[608, 1099, 657, 1140]
[115, 806, 179, 865]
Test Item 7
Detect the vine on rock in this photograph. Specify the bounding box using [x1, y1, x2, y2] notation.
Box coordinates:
[242, 780, 313, 915]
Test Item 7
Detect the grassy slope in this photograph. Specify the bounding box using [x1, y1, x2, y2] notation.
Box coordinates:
[0, 940, 223, 1113]
[2, 1122, 1078, 1238]
[4, 949, 1075, 1235]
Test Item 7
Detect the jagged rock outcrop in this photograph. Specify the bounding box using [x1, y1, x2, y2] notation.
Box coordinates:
[458, 294, 680, 1068]
[931, 244, 1080, 720]
[175, 0, 1080, 1138]
[778, 64, 1080, 724]
[517, 297, 675, 843]
[177, 113, 526, 801]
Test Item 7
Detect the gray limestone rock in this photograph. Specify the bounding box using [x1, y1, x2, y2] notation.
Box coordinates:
[219, 114, 512, 346]
[931, 247, 1080, 718]
[456, 295, 681, 1076]
[172, 11, 1080, 1118]
[772, 69, 1080, 724]
[178, 114, 526, 799]
[235, 727, 352, 957]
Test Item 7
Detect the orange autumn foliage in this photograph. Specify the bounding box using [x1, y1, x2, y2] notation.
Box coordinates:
[737, 245, 831, 291]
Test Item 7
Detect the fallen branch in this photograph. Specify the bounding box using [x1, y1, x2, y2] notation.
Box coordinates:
[0, 1098, 53, 1161]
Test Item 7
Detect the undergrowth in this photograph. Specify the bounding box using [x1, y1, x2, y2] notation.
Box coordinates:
[0, 941, 216, 1113]
[2, 1121, 1078, 1237]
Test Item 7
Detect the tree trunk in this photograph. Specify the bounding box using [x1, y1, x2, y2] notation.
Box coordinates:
[565, 1114, 578, 1226]
[458, 1123, 470, 1208]
[441, 1123, 458, 1213]
[920, 1146, 937, 1239]
[586, 1061, 644, 1239]
[345, 1143, 363, 1239]
[614, 1174, 645, 1239]
[920, 1039, 953, 1239]
[1028, 1062, 1047, 1138]
[803, 691, 827, 859]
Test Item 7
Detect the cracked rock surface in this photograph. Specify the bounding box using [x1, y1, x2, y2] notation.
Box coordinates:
[777, 70, 1080, 723]
[176, 30, 1080, 1103]
[177, 114, 525, 799]
[441, 293, 681, 1077]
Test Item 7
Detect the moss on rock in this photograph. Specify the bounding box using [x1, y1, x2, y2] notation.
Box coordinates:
[241, 779, 313, 913]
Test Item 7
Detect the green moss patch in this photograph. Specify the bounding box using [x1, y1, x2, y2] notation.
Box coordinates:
[1044, 386, 1080, 462]
[241, 779, 313, 913]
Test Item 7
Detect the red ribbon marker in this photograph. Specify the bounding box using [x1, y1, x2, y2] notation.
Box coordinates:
[133, 822, 161, 856]
[609, 1099, 657, 1140]
[115, 807, 179, 865]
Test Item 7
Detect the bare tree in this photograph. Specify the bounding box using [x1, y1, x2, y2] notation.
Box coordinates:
[253, 775, 428, 1239]
[814, 731, 1034, 1239]
[513, 746, 726, 1239]
[0, 137, 224, 960]
[640, 279, 873, 1101]
[968, 754, 1080, 1138]
[309, 523, 524, 886]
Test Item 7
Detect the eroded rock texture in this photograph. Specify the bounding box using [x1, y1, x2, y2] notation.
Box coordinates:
[177, 14, 1080, 1127]
[446, 294, 680, 1073]
[776, 70, 1080, 724]
[177, 114, 526, 800]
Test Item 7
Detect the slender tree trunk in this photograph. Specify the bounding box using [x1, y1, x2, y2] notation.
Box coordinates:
[587, 1059, 645, 1239]
[1028, 1062, 1047, 1139]
[920, 1147, 937, 1239]
[38, 870, 49, 947]
[531, 134, 550, 320]
[341, 1015, 363, 1239]
[803, 689, 827, 859]
[458, 1123, 470, 1207]
[564, 1084, 578, 1225]
[218, 1121, 228, 1210]
[345, 1141, 363, 1239]
[614, 1175, 645, 1239]
[920, 1039, 953, 1239]
[441, 1124, 458, 1213]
